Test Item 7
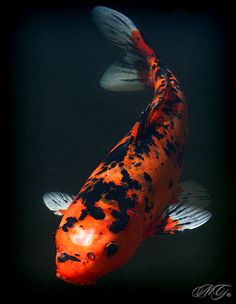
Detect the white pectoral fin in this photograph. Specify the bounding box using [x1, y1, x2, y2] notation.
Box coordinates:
[43, 192, 75, 216]
[156, 203, 212, 235]
[155, 181, 212, 235]
[177, 180, 210, 208]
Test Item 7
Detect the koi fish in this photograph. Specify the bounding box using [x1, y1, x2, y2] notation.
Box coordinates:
[43, 6, 212, 285]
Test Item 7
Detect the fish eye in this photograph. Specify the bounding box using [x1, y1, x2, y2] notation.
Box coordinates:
[104, 242, 119, 257]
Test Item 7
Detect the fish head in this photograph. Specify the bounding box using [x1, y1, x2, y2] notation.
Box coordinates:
[55, 204, 142, 285]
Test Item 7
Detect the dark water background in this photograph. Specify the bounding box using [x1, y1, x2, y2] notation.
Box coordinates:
[6, 1, 234, 301]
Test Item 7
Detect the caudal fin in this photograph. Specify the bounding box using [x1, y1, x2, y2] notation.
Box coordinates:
[92, 6, 156, 92]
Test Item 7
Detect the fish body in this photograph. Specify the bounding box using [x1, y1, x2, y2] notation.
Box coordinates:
[43, 6, 211, 285]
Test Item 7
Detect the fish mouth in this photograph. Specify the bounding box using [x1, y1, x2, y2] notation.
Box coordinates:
[56, 271, 96, 285]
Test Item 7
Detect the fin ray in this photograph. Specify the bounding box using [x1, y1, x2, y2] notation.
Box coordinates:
[92, 6, 153, 92]
[43, 192, 75, 216]
[177, 181, 210, 208]
[145, 180, 212, 237]
[156, 203, 212, 235]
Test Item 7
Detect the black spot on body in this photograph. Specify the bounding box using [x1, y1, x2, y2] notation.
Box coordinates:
[78, 134, 141, 230]
[121, 169, 142, 190]
[162, 107, 172, 115]
[165, 96, 182, 106]
[135, 142, 150, 155]
[105, 183, 126, 202]
[154, 130, 165, 140]
[78, 179, 108, 220]
[135, 152, 145, 160]
[86, 203, 105, 220]
[169, 120, 174, 129]
[162, 123, 170, 130]
[143, 172, 152, 183]
[169, 180, 174, 189]
[144, 197, 153, 213]
[107, 185, 137, 233]
[110, 161, 116, 168]
[178, 113, 183, 119]
[105, 242, 119, 257]
[58, 253, 81, 263]
[111, 209, 123, 219]
[109, 218, 129, 233]
[103, 138, 131, 166]
[163, 140, 176, 157]
[152, 64, 157, 71]
[62, 217, 78, 232]
[78, 209, 87, 221]
[134, 122, 164, 158]
[79, 176, 138, 229]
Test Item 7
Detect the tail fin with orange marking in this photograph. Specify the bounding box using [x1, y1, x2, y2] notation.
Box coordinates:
[92, 6, 156, 92]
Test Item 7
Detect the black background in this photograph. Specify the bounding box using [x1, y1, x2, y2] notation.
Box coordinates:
[4, 0, 235, 302]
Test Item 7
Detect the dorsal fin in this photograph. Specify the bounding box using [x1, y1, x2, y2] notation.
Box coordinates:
[134, 97, 166, 142]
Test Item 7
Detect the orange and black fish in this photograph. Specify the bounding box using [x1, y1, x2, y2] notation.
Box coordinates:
[43, 6, 212, 285]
